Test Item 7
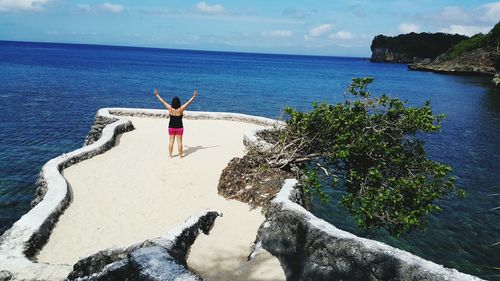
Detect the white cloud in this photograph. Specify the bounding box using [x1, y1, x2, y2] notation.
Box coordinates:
[101, 2, 123, 13]
[308, 24, 333, 37]
[398, 23, 420, 33]
[195, 1, 225, 15]
[431, 2, 500, 25]
[0, 0, 50, 12]
[440, 25, 490, 36]
[479, 2, 500, 23]
[438, 6, 469, 23]
[262, 30, 293, 38]
[329, 31, 354, 40]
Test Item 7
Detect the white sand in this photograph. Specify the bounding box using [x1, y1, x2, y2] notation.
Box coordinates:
[36, 117, 284, 281]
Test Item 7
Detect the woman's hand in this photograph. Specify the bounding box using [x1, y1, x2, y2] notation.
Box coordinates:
[154, 88, 159, 96]
[193, 89, 198, 97]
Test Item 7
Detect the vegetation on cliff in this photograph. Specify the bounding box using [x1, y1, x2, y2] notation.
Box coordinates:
[370, 33, 467, 62]
[446, 21, 500, 59]
[408, 21, 500, 83]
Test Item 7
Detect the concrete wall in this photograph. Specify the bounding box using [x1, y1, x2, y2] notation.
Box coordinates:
[67, 210, 221, 281]
[257, 179, 484, 281]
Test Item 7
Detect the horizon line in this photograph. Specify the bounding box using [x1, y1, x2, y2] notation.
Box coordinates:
[0, 39, 369, 59]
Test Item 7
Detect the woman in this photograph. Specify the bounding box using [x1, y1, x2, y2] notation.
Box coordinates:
[154, 88, 198, 158]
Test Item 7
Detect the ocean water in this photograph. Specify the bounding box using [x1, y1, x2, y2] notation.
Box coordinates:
[0, 41, 498, 279]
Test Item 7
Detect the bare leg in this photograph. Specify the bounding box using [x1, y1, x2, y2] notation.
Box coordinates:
[176, 135, 183, 158]
[168, 135, 175, 158]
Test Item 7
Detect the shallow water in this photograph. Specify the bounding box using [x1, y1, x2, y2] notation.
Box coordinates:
[0, 41, 498, 279]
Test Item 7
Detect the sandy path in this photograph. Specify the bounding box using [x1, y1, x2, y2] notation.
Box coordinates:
[36, 116, 284, 281]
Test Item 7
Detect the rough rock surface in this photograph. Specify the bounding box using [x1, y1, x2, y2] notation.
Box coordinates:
[370, 47, 416, 63]
[257, 179, 484, 281]
[370, 33, 467, 63]
[493, 73, 500, 87]
[408, 48, 498, 76]
[0, 271, 12, 281]
[66, 211, 220, 281]
[84, 114, 120, 146]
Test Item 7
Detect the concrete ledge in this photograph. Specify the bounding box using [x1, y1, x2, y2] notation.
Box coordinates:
[67, 210, 221, 281]
[0, 108, 279, 280]
[258, 179, 484, 281]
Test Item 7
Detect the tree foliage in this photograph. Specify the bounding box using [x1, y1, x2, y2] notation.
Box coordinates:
[264, 78, 463, 235]
[370, 32, 468, 60]
[445, 21, 500, 59]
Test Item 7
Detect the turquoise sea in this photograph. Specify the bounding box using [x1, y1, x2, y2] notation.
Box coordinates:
[0, 41, 498, 279]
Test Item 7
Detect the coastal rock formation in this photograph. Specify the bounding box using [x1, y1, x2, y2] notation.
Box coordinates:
[67, 211, 220, 281]
[493, 73, 500, 87]
[408, 22, 500, 86]
[257, 179, 484, 281]
[494, 56, 500, 87]
[408, 48, 498, 76]
[370, 33, 467, 63]
[84, 113, 121, 146]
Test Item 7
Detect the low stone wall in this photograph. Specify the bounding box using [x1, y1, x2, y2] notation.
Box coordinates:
[0, 108, 134, 280]
[67, 210, 221, 281]
[258, 179, 484, 281]
[0, 108, 278, 280]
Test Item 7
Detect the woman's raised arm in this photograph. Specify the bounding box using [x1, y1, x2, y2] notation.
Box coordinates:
[154, 89, 172, 110]
[181, 89, 198, 111]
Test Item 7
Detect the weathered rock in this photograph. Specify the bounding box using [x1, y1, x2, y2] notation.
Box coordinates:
[130, 247, 201, 281]
[408, 48, 498, 76]
[84, 114, 120, 146]
[67, 211, 220, 281]
[257, 179, 484, 281]
[30, 173, 48, 208]
[493, 73, 500, 87]
[0, 271, 12, 281]
[370, 33, 467, 63]
[370, 47, 417, 63]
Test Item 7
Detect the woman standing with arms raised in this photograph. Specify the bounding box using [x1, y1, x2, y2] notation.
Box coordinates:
[154, 88, 198, 158]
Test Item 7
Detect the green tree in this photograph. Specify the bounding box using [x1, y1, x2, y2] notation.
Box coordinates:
[264, 77, 463, 235]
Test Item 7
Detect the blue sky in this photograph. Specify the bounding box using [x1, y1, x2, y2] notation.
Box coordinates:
[0, 0, 499, 56]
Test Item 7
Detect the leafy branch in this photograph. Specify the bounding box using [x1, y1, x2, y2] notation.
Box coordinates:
[258, 77, 464, 235]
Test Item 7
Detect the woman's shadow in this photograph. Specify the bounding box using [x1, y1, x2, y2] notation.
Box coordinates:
[183, 145, 219, 157]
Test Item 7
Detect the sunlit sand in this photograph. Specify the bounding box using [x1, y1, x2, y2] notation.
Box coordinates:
[36, 116, 285, 281]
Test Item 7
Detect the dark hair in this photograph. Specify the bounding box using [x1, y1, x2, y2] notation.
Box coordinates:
[171, 96, 181, 109]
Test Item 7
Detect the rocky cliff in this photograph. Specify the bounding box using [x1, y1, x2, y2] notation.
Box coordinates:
[408, 48, 497, 76]
[408, 22, 500, 87]
[370, 33, 467, 63]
